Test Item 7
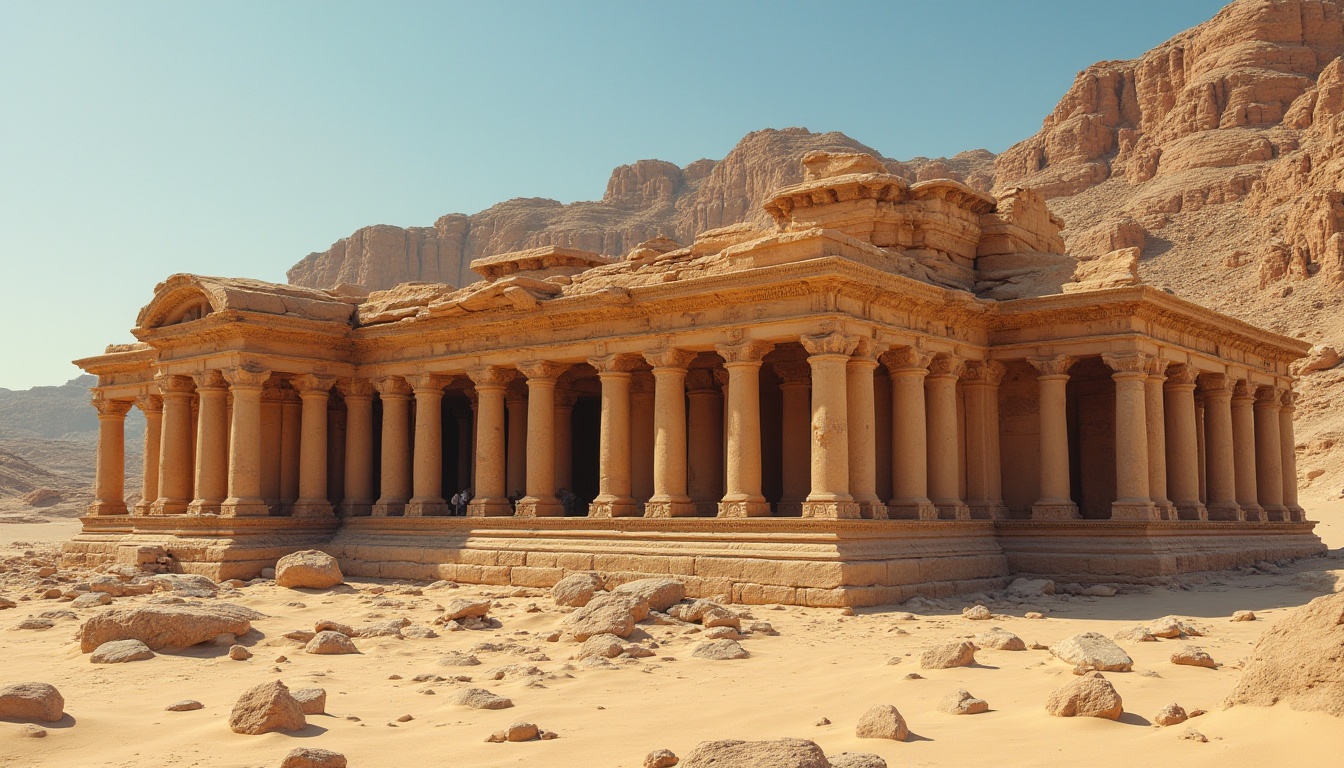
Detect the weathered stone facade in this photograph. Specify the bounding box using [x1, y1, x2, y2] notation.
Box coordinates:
[66, 153, 1325, 606]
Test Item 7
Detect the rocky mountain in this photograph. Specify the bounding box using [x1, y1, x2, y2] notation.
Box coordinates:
[285, 129, 995, 291]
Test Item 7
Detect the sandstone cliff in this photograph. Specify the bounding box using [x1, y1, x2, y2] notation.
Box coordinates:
[285, 128, 995, 291]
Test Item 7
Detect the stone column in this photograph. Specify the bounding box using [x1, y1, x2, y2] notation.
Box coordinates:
[405, 374, 449, 517]
[454, 407, 473, 496]
[505, 385, 528, 498]
[134, 395, 162, 515]
[221, 366, 271, 516]
[373, 376, 412, 516]
[716, 340, 772, 517]
[925, 354, 968, 520]
[686, 368, 724, 517]
[278, 389, 302, 511]
[630, 371, 656, 507]
[1163, 366, 1207, 520]
[1200, 374, 1241, 521]
[152, 373, 195, 515]
[1231, 380, 1265, 521]
[1280, 390, 1304, 521]
[1254, 385, 1287, 520]
[1144, 358, 1174, 519]
[1028, 355, 1078, 520]
[1195, 393, 1207, 503]
[589, 354, 641, 518]
[188, 371, 229, 514]
[336, 379, 375, 517]
[775, 360, 812, 516]
[515, 361, 566, 517]
[327, 399, 345, 506]
[290, 374, 335, 517]
[1103, 353, 1157, 520]
[467, 367, 515, 516]
[644, 348, 697, 517]
[554, 389, 576, 493]
[801, 331, 861, 519]
[847, 340, 888, 519]
[963, 360, 1007, 520]
[882, 347, 936, 519]
[90, 393, 132, 515]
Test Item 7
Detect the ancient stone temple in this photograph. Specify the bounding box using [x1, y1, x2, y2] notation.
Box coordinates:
[66, 152, 1325, 606]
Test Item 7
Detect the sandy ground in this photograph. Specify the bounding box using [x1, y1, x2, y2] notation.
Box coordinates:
[0, 504, 1340, 768]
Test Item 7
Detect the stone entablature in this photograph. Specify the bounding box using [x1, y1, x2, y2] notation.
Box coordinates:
[67, 152, 1323, 604]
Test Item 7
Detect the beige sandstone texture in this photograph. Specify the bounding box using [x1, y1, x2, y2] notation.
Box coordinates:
[1225, 590, 1344, 714]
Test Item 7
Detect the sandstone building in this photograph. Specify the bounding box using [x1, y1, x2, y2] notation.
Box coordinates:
[67, 153, 1325, 606]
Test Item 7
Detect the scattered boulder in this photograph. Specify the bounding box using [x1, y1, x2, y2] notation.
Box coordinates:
[87, 576, 154, 597]
[0, 682, 64, 723]
[1114, 625, 1158, 643]
[937, 688, 989, 715]
[973, 628, 1026, 651]
[1170, 645, 1217, 668]
[552, 572, 605, 608]
[454, 688, 513, 710]
[486, 722, 548, 742]
[829, 754, 887, 768]
[90, 639, 155, 664]
[148, 573, 219, 598]
[855, 704, 909, 741]
[691, 639, 750, 660]
[576, 633, 625, 660]
[644, 748, 680, 768]
[1231, 610, 1256, 622]
[1148, 616, 1206, 639]
[612, 578, 686, 612]
[291, 688, 326, 715]
[438, 599, 493, 623]
[313, 619, 355, 636]
[1045, 673, 1123, 719]
[1007, 577, 1055, 597]
[700, 606, 742, 630]
[274, 551, 343, 590]
[920, 640, 976, 669]
[563, 592, 649, 640]
[166, 700, 204, 712]
[1154, 703, 1188, 726]
[436, 651, 481, 667]
[279, 747, 348, 768]
[229, 644, 252, 661]
[1051, 632, 1133, 672]
[13, 618, 54, 630]
[304, 631, 358, 655]
[681, 738, 830, 768]
[70, 592, 111, 609]
[79, 603, 257, 652]
[962, 605, 992, 620]
[1226, 592, 1344, 716]
[228, 680, 306, 735]
[1180, 727, 1208, 742]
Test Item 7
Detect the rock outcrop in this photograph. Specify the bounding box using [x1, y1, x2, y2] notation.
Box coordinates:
[1226, 591, 1344, 715]
[79, 603, 257, 652]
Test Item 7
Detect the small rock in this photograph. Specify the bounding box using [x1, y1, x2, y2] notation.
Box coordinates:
[815, 717, 831, 725]
[903, 673, 923, 680]
[395, 714, 413, 722]
[920, 640, 976, 669]
[1007, 577, 1055, 597]
[228, 680, 306, 735]
[260, 568, 276, 579]
[505, 722, 540, 741]
[13, 618, 54, 630]
[680, 738, 829, 767]
[90, 639, 155, 664]
[1115, 625, 1158, 643]
[1231, 610, 1256, 622]
[1154, 702, 1188, 726]
[454, 687, 514, 710]
[1170, 645, 1216, 668]
[436, 651, 481, 667]
[644, 748, 680, 768]
[1180, 728, 1208, 743]
[937, 688, 989, 715]
[438, 598, 492, 623]
[229, 645, 252, 661]
[313, 619, 355, 636]
[304, 631, 358, 655]
[962, 605, 992, 620]
[974, 628, 1026, 651]
[1024, 612, 1045, 620]
[612, 577, 686, 612]
[70, 592, 111, 608]
[17, 724, 46, 738]
[1051, 632, 1133, 672]
[166, 700, 204, 712]
[691, 639, 749, 660]
[828, 754, 887, 768]
[1045, 673, 1123, 719]
[292, 687, 327, 715]
[855, 704, 908, 741]
[279, 747, 348, 768]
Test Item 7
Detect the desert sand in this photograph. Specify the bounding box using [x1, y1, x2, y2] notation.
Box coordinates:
[0, 496, 1339, 768]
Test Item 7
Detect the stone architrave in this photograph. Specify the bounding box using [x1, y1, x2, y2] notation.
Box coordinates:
[1028, 355, 1078, 520]
[221, 365, 272, 517]
[152, 372, 196, 516]
[467, 366, 516, 517]
[925, 353, 969, 520]
[588, 354, 643, 518]
[715, 339, 774, 518]
[643, 347, 697, 517]
[800, 331, 861, 519]
[90, 393, 133, 516]
[335, 379, 376, 517]
[1102, 353, 1157, 521]
[188, 370, 229, 515]
[882, 346, 936, 520]
[372, 376, 413, 517]
[291, 374, 336, 517]
[405, 373, 450, 517]
[515, 360, 568, 517]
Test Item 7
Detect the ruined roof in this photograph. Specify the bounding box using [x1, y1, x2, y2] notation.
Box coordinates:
[469, 246, 614, 281]
[135, 274, 361, 331]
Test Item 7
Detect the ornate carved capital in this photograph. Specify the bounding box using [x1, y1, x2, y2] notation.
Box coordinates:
[801, 331, 860, 357]
[587, 353, 643, 374]
[335, 378, 376, 399]
[774, 360, 812, 386]
[686, 368, 719, 393]
[222, 365, 271, 390]
[962, 360, 1005, 386]
[644, 348, 697, 370]
[850, 337, 890, 362]
[1255, 385, 1283, 406]
[466, 366, 516, 390]
[1101, 352, 1153, 375]
[292, 373, 337, 395]
[1281, 389, 1297, 409]
[374, 376, 413, 398]
[1028, 355, 1073, 378]
[1164, 364, 1199, 387]
[1198, 373, 1234, 396]
[927, 354, 965, 378]
[153, 371, 195, 395]
[405, 373, 448, 393]
[92, 393, 133, 417]
[1145, 357, 1170, 378]
[1231, 379, 1256, 401]
[881, 346, 934, 373]
[714, 339, 773, 364]
[191, 370, 228, 391]
[517, 360, 568, 382]
[713, 368, 730, 388]
[135, 394, 163, 414]
[555, 388, 579, 408]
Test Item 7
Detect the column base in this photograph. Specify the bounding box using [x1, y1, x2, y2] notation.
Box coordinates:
[1205, 501, 1243, 521]
[589, 497, 640, 518]
[855, 499, 889, 520]
[87, 501, 128, 516]
[186, 500, 223, 515]
[933, 501, 972, 520]
[133, 501, 152, 516]
[515, 497, 563, 517]
[337, 501, 373, 518]
[1262, 504, 1290, 522]
[1151, 500, 1177, 521]
[371, 501, 407, 517]
[1287, 504, 1306, 522]
[149, 499, 189, 516]
[405, 499, 449, 517]
[291, 499, 335, 517]
[967, 502, 1009, 521]
[1239, 503, 1267, 522]
[1111, 501, 1158, 521]
[644, 498, 698, 518]
[466, 498, 513, 517]
[1173, 501, 1209, 521]
[220, 498, 269, 517]
[886, 498, 938, 520]
[717, 498, 772, 518]
[1031, 501, 1079, 521]
[802, 500, 862, 519]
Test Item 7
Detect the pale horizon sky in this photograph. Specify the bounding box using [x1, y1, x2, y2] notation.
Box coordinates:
[0, 0, 1229, 391]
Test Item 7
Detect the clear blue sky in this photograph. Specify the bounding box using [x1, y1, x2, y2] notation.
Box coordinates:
[0, 0, 1229, 390]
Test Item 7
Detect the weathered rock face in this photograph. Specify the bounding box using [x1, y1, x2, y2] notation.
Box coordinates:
[286, 128, 995, 292]
[1226, 591, 1344, 715]
[79, 603, 256, 652]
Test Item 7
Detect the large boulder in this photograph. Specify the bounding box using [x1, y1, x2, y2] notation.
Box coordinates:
[612, 578, 687, 612]
[79, 603, 257, 652]
[0, 682, 64, 723]
[1226, 591, 1344, 716]
[681, 738, 831, 768]
[563, 592, 649, 640]
[1050, 632, 1133, 672]
[551, 572, 604, 607]
[90, 639, 155, 664]
[1045, 674, 1123, 719]
[855, 704, 909, 741]
[920, 640, 976, 669]
[229, 680, 306, 735]
[275, 551, 343, 589]
[304, 631, 358, 655]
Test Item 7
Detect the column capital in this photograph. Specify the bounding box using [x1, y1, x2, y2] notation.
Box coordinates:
[644, 348, 697, 370]
[92, 393, 133, 417]
[1146, 357, 1170, 378]
[405, 373, 449, 393]
[850, 337, 889, 362]
[1255, 385, 1284, 407]
[154, 371, 196, 395]
[223, 365, 272, 390]
[1198, 372, 1235, 397]
[881, 346, 934, 374]
[517, 360, 568, 382]
[191, 370, 228, 391]
[686, 368, 719, 393]
[467, 366, 516, 390]
[1164, 364, 1200, 388]
[927, 354, 965, 379]
[714, 339, 773, 364]
[775, 360, 812, 385]
[1281, 389, 1297, 409]
[587, 353, 643, 374]
[962, 360, 1005, 386]
[335, 378, 376, 399]
[1028, 354, 1073, 378]
[555, 388, 580, 408]
[1101, 352, 1154, 376]
[1231, 379, 1256, 402]
[374, 376, 413, 398]
[801, 331, 861, 358]
[135, 394, 163, 413]
[292, 373, 337, 395]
